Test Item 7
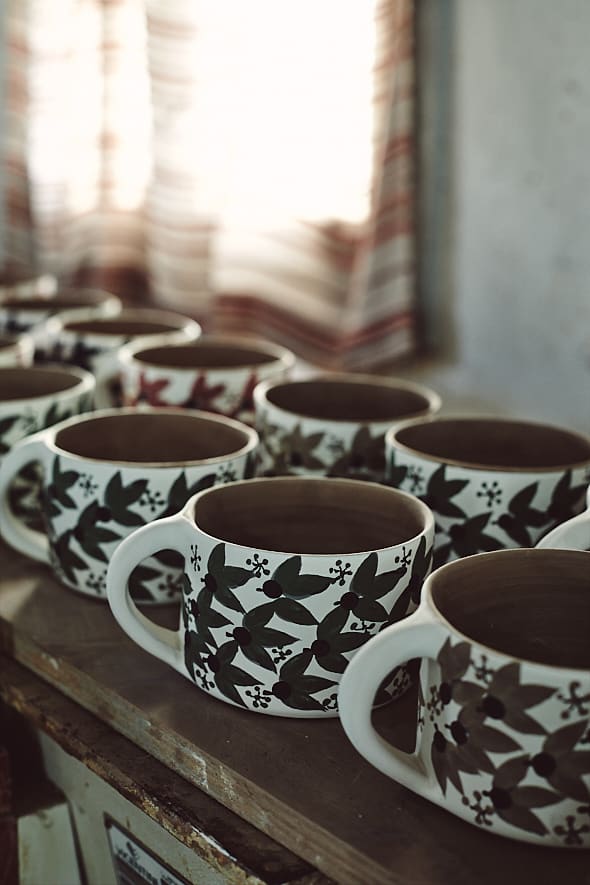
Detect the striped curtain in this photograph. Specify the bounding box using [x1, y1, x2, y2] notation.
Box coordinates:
[2, 0, 416, 369]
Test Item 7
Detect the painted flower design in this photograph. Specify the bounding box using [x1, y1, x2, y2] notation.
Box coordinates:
[472, 663, 555, 734]
[529, 720, 590, 803]
[484, 755, 560, 836]
[268, 424, 326, 474]
[328, 426, 385, 480]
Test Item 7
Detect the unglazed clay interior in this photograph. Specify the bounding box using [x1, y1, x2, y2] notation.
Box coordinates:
[394, 418, 590, 469]
[432, 549, 590, 668]
[265, 379, 431, 423]
[0, 367, 81, 400]
[62, 319, 182, 336]
[56, 412, 251, 462]
[193, 478, 427, 553]
[133, 341, 280, 369]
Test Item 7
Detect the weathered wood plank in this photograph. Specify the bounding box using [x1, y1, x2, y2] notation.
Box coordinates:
[0, 658, 325, 885]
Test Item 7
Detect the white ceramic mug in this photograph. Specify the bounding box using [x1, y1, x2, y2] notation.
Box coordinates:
[385, 416, 590, 568]
[118, 334, 295, 424]
[338, 547, 590, 848]
[45, 308, 202, 408]
[254, 373, 441, 482]
[0, 288, 122, 360]
[0, 407, 258, 603]
[106, 476, 435, 717]
[0, 268, 56, 299]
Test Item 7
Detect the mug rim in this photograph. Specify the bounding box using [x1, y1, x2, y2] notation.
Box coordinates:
[386, 413, 590, 473]
[118, 333, 296, 372]
[422, 547, 590, 675]
[253, 372, 441, 425]
[182, 474, 436, 558]
[0, 363, 95, 403]
[45, 308, 202, 338]
[40, 405, 258, 467]
[0, 288, 121, 311]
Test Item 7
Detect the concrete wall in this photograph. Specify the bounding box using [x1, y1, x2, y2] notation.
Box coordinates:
[418, 0, 590, 433]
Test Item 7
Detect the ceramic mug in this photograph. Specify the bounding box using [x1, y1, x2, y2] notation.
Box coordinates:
[338, 547, 590, 848]
[118, 334, 296, 424]
[106, 476, 435, 717]
[253, 374, 441, 482]
[0, 288, 122, 359]
[385, 416, 590, 568]
[0, 332, 34, 367]
[0, 268, 56, 299]
[45, 308, 202, 408]
[0, 365, 95, 523]
[0, 408, 258, 604]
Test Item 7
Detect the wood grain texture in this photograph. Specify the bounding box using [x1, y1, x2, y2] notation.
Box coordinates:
[0, 541, 588, 885]
[0, 659, 324, 885]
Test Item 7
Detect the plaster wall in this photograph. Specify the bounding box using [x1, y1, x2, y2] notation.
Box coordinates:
[418, 0, 590, 433]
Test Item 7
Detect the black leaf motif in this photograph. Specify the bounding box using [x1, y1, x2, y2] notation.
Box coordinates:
[202, 543, 254, 613]
[48, 457, 79, 510]
[73, 501, 121, 562]
[104, 472, 148, 527]
[423, 465, 468, 519]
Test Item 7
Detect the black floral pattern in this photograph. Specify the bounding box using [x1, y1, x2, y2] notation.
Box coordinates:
[387, 456, 590, 565]
[423, 637, 590, 844]
[182, 541, 427, 713]
[37, 455, 252, 603]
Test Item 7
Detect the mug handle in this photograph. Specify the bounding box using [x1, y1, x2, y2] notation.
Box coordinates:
[0, 434, 50, 562]
[338, 611, 446, 799]
[106, 514, 194, 675]
[536, 485, 590, 550]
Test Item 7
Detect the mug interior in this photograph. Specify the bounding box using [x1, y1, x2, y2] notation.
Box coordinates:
[264, 379, 432, 423]
[192, 477, 427, 554]
[133, 341, 282, 369]
[62, 318, 184, 336]
[393, 418, 590, 469]
[430, 549, 590, 669]
[55, 412, 252, 463]
[0, 367, 82, 400]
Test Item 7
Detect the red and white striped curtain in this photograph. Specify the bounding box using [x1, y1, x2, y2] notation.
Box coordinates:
[2, 0, 416, 369]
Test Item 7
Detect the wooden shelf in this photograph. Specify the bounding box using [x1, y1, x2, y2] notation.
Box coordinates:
[0, 541, 586, 884]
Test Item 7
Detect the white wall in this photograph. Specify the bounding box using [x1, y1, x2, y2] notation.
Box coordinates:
[418, 0, 590, 433]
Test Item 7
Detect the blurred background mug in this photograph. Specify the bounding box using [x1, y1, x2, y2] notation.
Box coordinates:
[0, 287, 122, 360]
[0, 407, 258, 603]
[0, 332, 34, 367]
[385, 416, 590, 567]
[0, 267, 56, 299]
[45, 308, 202, 407]
[106, 476, 434, 717]
[338, 547, 590, 848]
[119, 334, 295, 424]
[254, 373, 441, 482]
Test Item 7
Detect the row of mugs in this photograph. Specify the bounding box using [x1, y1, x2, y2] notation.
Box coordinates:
[1, 402, 590, 850]
[1, 342, 590, 578]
